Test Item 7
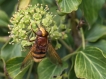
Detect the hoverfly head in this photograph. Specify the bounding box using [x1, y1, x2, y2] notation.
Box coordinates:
[36, 27, 48, 36]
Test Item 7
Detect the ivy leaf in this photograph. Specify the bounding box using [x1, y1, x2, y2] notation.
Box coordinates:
[86, 25, 106, 42]
[57, 0, 82, 13]
[0, 10, 9, 22]
[1, 41, 22, 61]
[0, 10, 9, 26]
[6, 57, 30, 79]
[0, 19, 8, 26]
[68, 66, 78, 79]
[68, 56, 78, 79]
[75, 47, 106, 79]
[0, 0, 18, 17]
[17, 0, 31, 10]
[80, 0, 105, 25]
[87, 40, 106, 58]
[38, 58, 68, 79]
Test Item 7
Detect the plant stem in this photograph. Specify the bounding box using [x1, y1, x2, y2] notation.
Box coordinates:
[62, 46, 81, 61]
[26, 61, 33, 79]
[1, 57, 12, 79]
[59, 39, 73, 53]
[70, 12, 82, 47]
[80, 27, 85, 49]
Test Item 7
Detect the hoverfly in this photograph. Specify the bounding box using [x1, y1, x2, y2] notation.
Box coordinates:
[21, 25, 62, 69]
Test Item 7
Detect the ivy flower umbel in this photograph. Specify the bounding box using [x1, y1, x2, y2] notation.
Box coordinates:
[9, 4, 68, 48]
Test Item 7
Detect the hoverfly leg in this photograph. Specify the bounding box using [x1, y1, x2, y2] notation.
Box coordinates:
[30, 25, 36, 34]
[27, 37, 35, 42]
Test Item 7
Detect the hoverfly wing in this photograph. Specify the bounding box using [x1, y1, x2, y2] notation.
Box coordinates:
[21, 52, 32, 69]
[21, 44, 36, 69]
[47, 43, 62, 65]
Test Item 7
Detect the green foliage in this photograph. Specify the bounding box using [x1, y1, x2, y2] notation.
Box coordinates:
[58, 0, 82, 13]
[9, 3, 68, 48]
[1, 40, 22, 61]
[0, 0, 106, 79]
[86, 24, 106, 42]
[0, 10, 9, 26]
[75, 47, 106, 79]
[38, 58, 68, 79]
[6, 57, 31, 79]
[80, 0, 105, 25]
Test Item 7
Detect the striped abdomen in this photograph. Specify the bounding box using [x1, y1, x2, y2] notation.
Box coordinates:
[32, 36, 48, 62]
[32, 51, 46, 62]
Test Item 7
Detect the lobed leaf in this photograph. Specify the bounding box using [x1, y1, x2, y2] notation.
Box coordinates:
[80, 0, 105, 25]
[1, 41, 22, 61]
[17, 0, 31, 10]
[57, 0, 82, 13]
[6, 57, 30, 79]
[75, 47, 106, 79]
[38, 58, 68, 79]
[0, 10, 9, 26]
[87, 40, 106, 58]
[86, 24, 106, 42]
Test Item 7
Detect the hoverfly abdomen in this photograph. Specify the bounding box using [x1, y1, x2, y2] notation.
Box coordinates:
[31, 29, 48, 62]
[32, 51, 46, 62]
[32, 45, 46, 62]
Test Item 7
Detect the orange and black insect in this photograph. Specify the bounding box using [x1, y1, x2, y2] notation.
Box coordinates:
[21, 26, 62, 69]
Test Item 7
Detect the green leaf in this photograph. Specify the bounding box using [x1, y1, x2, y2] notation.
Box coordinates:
[0, 10, 9, 23]
[87, 40, 106, 58]
[75, 47, 106, 79]
[6, 57, 30, 79]
[17, 0, 31, 10]
[68, 67, 78, 79]
[57, 0, 82, 13]
[0, 10, 9, 26]
[53, 76, 62, 79]
[0, 0, 5, 4]
[80, 0, 105, 25]
[0, 19, 8, 26]
[0, 0, 18, 17]
[68, 56, 78, 79]
[38, 58, 68, 79]
[86, 25, 106, 42]
[1, 41, 22, 61]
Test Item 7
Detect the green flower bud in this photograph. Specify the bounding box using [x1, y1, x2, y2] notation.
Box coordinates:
[59, 24, 66, 31]
[9, 4, 69, 49]
[55, 41, 61, 50]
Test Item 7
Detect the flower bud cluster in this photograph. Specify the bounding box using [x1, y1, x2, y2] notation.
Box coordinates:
[9, 4, 69, 48]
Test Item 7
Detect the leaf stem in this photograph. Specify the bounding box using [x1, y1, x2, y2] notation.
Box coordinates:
[1, 57, 12, 79]
[55, 0, 61, 11]
[26, 61, 33, 79]
[62, 46, 81, 61]
[62, 52, 78, 61]
[80, 27, 85, 49]
[59, 39, 73, 53]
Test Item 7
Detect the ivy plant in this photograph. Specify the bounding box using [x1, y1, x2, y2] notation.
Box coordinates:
[0, 0, 106, 79]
